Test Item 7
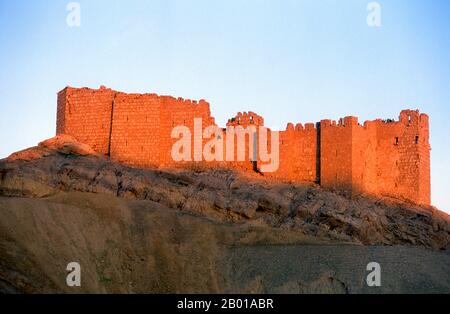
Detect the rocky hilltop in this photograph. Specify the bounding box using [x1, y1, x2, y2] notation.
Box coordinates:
[0, 135, 449, 293]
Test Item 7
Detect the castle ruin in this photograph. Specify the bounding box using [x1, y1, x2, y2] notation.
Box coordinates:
[56, 86, 431, 205]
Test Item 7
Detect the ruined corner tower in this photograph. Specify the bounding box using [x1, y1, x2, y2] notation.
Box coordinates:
[319, 110, 430, 205]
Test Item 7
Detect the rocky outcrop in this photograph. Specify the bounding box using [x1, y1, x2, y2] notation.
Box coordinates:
[6, 135, 98, 162]
[1, 138, 448, 249]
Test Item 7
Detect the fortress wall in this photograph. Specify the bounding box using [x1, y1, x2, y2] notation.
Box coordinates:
[375, 110, 430, 205]
[223, 112, 317, 179]
[110, 93, 162, 168]
[221, 133, 257, 172]
[351, 121, 378, 195]
[374, 121, 403, 200]
[56, 87, 431, 205]
[110, 94, 217, 168]
[320, 118, 353, 193]
[223, 112, 263, 172]
[56, 88, 67, 135]
[267, 127, 297, 180]
[57, 87, 116, 155]
[295, 124, 318, 182]
[417, 114, 431, 205]
[267, 123, 317, 182]
[159, 97, 216, 168]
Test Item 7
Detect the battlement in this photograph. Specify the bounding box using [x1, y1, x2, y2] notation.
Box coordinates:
[56, 86, 431, 205]
[284, 122, 316, 132]
[320, 116, 356, 127]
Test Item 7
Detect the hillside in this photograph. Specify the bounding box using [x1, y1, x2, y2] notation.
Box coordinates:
[0, 136, 449, 293]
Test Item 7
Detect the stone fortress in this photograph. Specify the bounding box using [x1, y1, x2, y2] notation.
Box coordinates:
[56, 86, 431, 205]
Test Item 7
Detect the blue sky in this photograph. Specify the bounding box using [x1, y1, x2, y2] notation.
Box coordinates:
[0, 0, 449, 212]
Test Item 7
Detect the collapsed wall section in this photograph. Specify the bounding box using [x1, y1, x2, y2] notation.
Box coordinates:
[224, 112, 265, 172]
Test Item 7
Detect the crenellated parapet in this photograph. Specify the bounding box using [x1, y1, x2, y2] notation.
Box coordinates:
[56, 86, 431, 205]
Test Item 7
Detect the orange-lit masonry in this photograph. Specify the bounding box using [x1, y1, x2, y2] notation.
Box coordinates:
[56, 86, 431, 205]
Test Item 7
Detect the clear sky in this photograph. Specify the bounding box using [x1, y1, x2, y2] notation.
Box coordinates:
[0, 0, 449, 212]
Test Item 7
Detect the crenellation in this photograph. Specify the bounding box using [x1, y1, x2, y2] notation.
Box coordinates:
[286, 123, 295, 131]
[343, 116, 358, 126]
[56, 86, 431, 205]
[304, 123, 315, 130]
[295, 123, 303, 131]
